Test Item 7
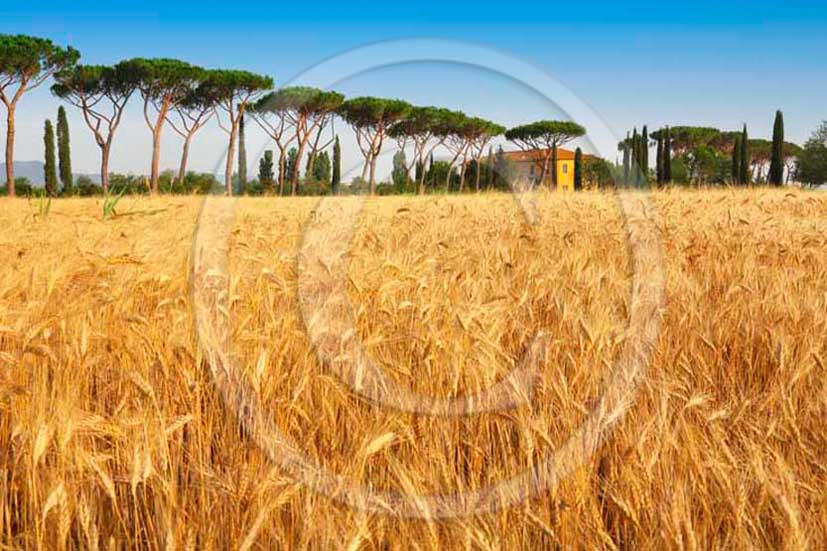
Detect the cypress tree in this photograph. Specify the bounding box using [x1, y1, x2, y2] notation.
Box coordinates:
[305, 150, 313, 174]
[731, 136, 741, 185]
[769, 110, 784, 186]
[630, 129, 636, 186]
[56, 106, 73, 195]
[331, 135, 341, 195]
[312, 151, 331, 183]
[642, 126, 650, 186]
[622, 132, 631, 186]
[258, 150, 275, 194]
[631, 128, 639, 187]
[237, 114, 247, 194]
[43, 119, 58, 197]
[573, 147, 583, 191]
[739, 125, 750, 186]
[286, 147, 298, 189]
[664, 126, 672, 184]
[655, 128, 664, 187]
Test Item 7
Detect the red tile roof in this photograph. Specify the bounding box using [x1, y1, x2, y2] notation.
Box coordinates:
[500, 148, 593, 162]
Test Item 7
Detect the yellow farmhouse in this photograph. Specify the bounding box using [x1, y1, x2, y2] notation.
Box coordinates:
[500, 148, 592, 191]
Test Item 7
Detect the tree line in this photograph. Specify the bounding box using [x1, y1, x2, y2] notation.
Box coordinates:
[4, 33, 826, 197]
[618, 111, 827, 188]
[1, 33, 598, 197]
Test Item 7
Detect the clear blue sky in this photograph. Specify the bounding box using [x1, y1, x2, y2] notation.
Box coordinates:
[2, 1, 826, 178]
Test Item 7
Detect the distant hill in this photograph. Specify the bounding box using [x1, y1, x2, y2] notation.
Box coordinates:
[1, 161, 46, 186]
[0, 161, 100, 187]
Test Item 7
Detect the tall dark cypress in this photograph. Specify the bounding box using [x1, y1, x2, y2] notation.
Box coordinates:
[258, 150, 275, 193]
[237, 114, 247, 194]
[574, 147, 583, 191]
[622, 132, 631, 186]
[43, 119, 58, 197]
[664, 126, 672, 184]
[641, 125, 649, 186]
[739, 125, 750, 186]
[331, 135, 341, 194]
[655, 132, 664, 187]
[56, 106, 73, 194]
[631, 127, 639, 187]
[43, 119, 57, 197]
[731, 136, 740, 185]
[635, 129, 645, 187]
[769, 110, 784, 186]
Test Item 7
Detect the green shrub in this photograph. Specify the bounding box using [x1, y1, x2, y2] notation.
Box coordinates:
[0, 177, 34, 196]
[75, 175, 102, 196]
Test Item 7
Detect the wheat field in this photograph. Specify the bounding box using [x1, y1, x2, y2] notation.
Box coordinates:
[1, 189, 826, 549]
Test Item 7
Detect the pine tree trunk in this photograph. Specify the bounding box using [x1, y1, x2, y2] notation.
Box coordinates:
[278, 149, 286, 196]
[178, 135, 192, 186]
[225, 123, 237, 196]
[292, 126, 311, 196]
[238, 115, 247, 194]
[444, 161, 453, 189]
[100, 143, 111, 194]
[150, 127, 163, 193]
[5, 106, 15, 196]
[551, 144, 558, 189]
[487, 150, 494, 191]
[418, 153, 427, 195]
[369, 155, 378, 195]
[538, 154, 551, 187]
[148, 98, 171, 194]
